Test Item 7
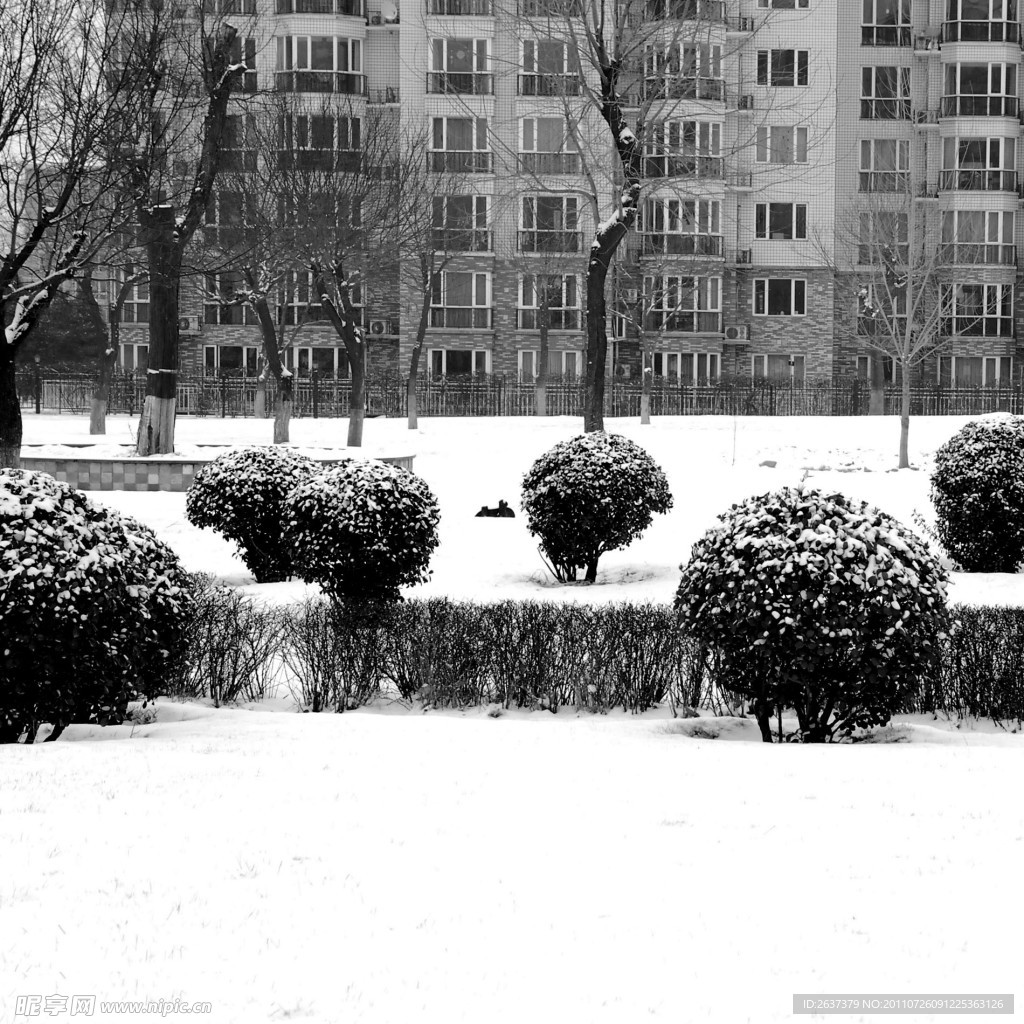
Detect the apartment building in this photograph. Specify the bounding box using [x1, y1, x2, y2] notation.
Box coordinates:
[110, 0, 1024, 388]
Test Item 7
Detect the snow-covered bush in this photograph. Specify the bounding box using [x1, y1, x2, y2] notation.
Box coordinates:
[0, 469, 195, 743]
[930, 417, 1024, 573]
[283, 459, 440, 601]
[185, 446, 319, 583]
[521, 432, 673, 582]
[675, 486, 949, 743]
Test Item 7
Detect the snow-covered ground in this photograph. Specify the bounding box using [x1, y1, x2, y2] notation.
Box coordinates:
[4, 412, 1024, 1023]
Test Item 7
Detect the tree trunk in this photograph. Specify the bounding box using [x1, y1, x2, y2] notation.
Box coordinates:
[90, 310, 119, 435]
[348, 347, 365, 447]
[868, 347, 885, 416]
[274, 381, 292, 444]
[137, 207, 180, 456]
[899, 365, 911, 469]
[0, 354, 22, 469]
[254, 376, 267, 418]
[751, 700, 775, 743]
[585, 557, 599, 583]
[584, 246, 614, 433]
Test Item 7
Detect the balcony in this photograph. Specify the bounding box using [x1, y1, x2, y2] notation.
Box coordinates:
[726, 15, 754, 32]
[276, 0, 363, 12]
[642, 77, 725, 102]
[517, 73, 582, 96]
[275, 71, 366, 95]
[430, 228, 492, 252]
[644, 0, 724, 21]
[941, 242, 1017, 265]
[939, 95, 1020, 117]
[426, 72, 493, 95]
[517, 309, 581, 330]
[860, 98, 912, 119]
[941, 315, 1014, 337]
[643, 154, 724, 178]
[429, 151, 492, 172]
[645, 310, 722, 333]
[518, 152, 581, 174]
[518, 229, 583, 252]
[639, 233, 723, 257]
[428, 0, 493, 11]
[939, 168, 1018, 192]
[430, 307, 493, 328]
[861, 25, 912, 46]
[517, 0, 584, 14]
[941, 20, 1022, 43]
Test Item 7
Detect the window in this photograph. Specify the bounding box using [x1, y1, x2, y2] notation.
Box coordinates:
[856, 354, 895, 383]
[204, 273, 260, 326]
[428, 0, 493, 13]
[858, 211, 908, 263]
[758, 0, 808, 6]
[752, 354, 806, 382]
[862, 0, 911, 46]
[278, 194, 362, 232]
[275, 36, 364, 94]
[120, 343, 148, 372]
[754, 278, 806, 315]
[940, 136, 1016, 191]
[942, 63, 1018, 117]
[429, 349, 490, 375]
[520, 196, 580, 252]
[939, 355, 1013, 387]
[943, 0, 1019, 42]
[861, 66, 911, 119]
[428, 38, 492, 95]
[430, 117, 490, 172]
[859, 283, 907, 336]
[204, 190, 249, 248]
[755, 50, 809, 87]
[859, 138, 909, 190]
[518, 275, 581, 330]
[755, 203, 807, 240]
[118, 267, 149, 323]
[644, 43, 723, 100]
[204, 345, 260, 376]
[941, 210, 1015, 264]
[276, 0, 363, 12]
[229, 36, 258, 92]
[430, 271, 492, 328]
[755, 126, 808, 163]
[281, 270, 329, 326]
[643, 276, 722, 332]
[431, 196, 490, 251]
[519, 118, 579, 173]
[520, 41, 580, 95]
[941, 283, 1014, 336]
[284, 346, 350, 378]
[640, 198, 722, 255]
[222, 114, 256, 172]
[644, 120, 722, 177]
[278, 115, 361, 172]
[518, 349, 582, 380]
[651, 352, 721, 382]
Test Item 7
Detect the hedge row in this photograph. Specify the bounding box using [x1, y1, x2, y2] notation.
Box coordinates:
[162, 585, 1024, 724]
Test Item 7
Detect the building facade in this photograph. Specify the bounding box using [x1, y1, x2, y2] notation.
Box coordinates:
[110, 0, 1024, 389]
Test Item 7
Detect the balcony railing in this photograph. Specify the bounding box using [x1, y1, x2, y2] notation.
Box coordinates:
[426, 72, 493, 95]
[857, 243, 909, 264]
[430, 228, 492, 252]
[429, 307, 493, 329]
[643, 154, 724, 178]
[858, 171, 911, 191]
[941, 19, 1022, 43]
[428, 0, 493, 11]
[429, 151, 492, 173]
[941, 242, 1017, 265]
[642, 77, 725, 101]
[644, 0, 724, 20]
[276, 150, 362, 173]
[941, 315, 1014, 337]
[368, 86, 400, 104]
[517, 73, 582, 96]
[517, 0, 584, 15]
[860, 97, 912, 119]
[939, 168, 1018, 192]
[645, 310, 722, 333]
[518, 229, 582, 252]
[939, 95, 1020, 117]
[639, 233, 723, 257]
[275, 71, 366, 95]
[276, 0, 363, 11]
[517, 152, 581, 174]
[517, 309, 581, 330]
[861, 25, 913, 46]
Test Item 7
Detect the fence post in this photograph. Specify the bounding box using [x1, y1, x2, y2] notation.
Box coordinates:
[33, 356, 41, 414]
[312, 369, 319, 419]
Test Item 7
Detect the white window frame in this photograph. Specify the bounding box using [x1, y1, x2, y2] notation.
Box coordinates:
[753, 278, 807, 316]
[644, 275, 722, 332]
[428, 348, 491, 375]
[203, 344, 260, 376]
[519, 117, 579, 172]
[941, 282, 1014, 336]
[861, 0, 912, 45]
[518, 274, 581, 330]
[431, 195, 490, 251]
[119, 342, 149, 371]
[285, 345, 350, 379]
[858, 138, 910, 191]
[517, 348, 583, 379]
[755, 126, 809, 164]
[940, 210, 1015, 263]
[651, 351, 721, 382]
[431, 117, 491, 172]
[430, 271, 492, 328]
[756, 49, 809, 87]
[939, 355, 1014, 387]
[204, 272, 260, 326]
[275, 35, 362, 73]
[752, 354, 806, 381]
[118, 266, 149, 323]
[644, 120, 722, 177]
[758, 0, 808, 7]
[860, 66, 911, 119]
[754, 202, 807, 240]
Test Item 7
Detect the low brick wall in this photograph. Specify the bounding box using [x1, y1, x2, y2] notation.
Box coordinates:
[19, 452, 415, 492]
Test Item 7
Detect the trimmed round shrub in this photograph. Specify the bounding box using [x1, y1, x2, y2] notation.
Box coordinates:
[675, 486, 949, 743]
[283, 459, 440, 602]
[0, 469, 195, 743]
[186, 445, 319, 582]
[930, 416, 1024, 573]
[521, 432, 673, 582]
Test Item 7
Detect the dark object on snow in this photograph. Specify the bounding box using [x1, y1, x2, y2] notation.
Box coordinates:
[760, 460, 777, 468]
[476, 500, 516, 518]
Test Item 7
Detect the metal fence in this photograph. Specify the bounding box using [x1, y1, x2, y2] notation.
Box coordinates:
[15, 369, 1024, 418]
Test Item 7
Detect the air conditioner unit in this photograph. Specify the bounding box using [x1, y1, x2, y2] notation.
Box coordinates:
[724, 324, 750, 341]
[738, 94, 754, 110]
[736, 248, 752, 264]
[370, 12, 382, 22]
[369, 318, 392, 336]
[178, 315, 202, 334]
